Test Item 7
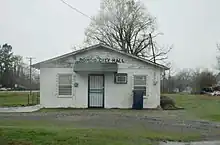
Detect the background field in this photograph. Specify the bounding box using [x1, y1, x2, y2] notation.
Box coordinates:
[0, 91, 39, 107]
[166, 94, 220, 122]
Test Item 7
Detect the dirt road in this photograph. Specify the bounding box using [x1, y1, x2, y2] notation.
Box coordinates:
[0, 110, 220, 141]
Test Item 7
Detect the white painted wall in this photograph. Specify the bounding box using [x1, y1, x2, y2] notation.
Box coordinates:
[40, 68, 75, 108]
[40, 67, 161, 109]
[39, 46, 162, 108]
[116, 64, 161, 108]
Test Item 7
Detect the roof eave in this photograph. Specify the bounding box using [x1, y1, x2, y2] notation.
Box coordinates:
[163, 66, 170, 70]
[32, 43, 169, 70]
[31, 63, 40, 69]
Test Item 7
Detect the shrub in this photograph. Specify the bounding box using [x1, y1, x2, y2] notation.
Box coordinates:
[160, 96, 176, 110]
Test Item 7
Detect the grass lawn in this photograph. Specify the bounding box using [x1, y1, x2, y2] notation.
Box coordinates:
[166, 94, 220, 122]
[0, 120, 201, 145]
[1, 93, 219, 144]
[0, 92, 39, 107]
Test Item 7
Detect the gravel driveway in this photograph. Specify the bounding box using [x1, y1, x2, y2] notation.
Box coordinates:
[1, 110, 220, 141]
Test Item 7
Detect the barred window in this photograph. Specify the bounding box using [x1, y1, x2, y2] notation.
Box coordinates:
[58, 74, 72, 96]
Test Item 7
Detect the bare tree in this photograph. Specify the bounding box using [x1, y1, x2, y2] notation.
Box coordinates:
[174, 69, 194, 92]
[164, 68, 217, 94]
[84, 0, 172, 62]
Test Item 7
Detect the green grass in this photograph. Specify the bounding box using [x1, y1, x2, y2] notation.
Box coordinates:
[166, 94, 220, 122]
[0, 120, 201, 145]
[0, 92, 39, 107]
[1, 93, 218, 144]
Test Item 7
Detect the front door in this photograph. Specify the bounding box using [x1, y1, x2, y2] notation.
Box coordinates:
[88, 74, 104, 108]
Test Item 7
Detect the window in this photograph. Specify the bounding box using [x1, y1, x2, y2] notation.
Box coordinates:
[58, 74, 72, 96]
[133, 75, 146, 96]
[114, 73, 127, 84]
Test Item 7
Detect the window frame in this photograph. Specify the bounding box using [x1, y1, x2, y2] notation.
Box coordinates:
[114, 73, 128, 84]
[133, 75, 147, 96]
[57, 73, 73, 98]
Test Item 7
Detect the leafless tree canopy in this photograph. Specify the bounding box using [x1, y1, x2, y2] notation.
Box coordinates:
[84, 0, 171, 61]
[161, 68, 217, 93]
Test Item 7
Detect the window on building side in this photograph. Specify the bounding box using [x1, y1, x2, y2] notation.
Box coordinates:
[58, 74, 72, 96]
[115, 73, 128, 84]
[133, 75, 146, 96]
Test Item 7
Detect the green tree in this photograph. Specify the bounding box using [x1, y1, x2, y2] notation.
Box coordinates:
[0, 43, 39, 89]
[0, 44, 24, 87]
[0, 44, 14, 87]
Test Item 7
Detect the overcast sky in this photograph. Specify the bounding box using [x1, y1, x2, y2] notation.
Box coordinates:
[0, 0, 220, 73]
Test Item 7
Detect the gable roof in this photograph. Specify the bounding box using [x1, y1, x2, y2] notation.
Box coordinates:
[32, 43, 169, 70]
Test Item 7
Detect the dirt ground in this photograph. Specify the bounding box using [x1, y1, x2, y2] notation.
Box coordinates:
[1, 109, 220, 141]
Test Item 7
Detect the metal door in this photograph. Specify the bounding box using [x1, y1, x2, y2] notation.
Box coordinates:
[88, 74, 104, 108]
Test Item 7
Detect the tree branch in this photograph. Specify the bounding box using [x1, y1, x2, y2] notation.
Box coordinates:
[84, 0, 171, 63]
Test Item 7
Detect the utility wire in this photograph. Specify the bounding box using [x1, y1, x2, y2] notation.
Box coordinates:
[59, 0, 92, 20]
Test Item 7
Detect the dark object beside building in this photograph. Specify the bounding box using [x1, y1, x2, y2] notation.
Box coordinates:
[160, 95, 176, 110]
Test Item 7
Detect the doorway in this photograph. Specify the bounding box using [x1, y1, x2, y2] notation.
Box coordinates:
[88, 74, 104, 108]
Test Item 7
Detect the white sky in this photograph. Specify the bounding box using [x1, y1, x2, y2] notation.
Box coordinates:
[0, 0, 220, 73]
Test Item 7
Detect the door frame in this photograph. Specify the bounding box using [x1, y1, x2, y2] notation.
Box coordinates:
[88, 74, 105, 108]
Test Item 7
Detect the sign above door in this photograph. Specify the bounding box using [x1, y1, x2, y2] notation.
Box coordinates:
[76, 56, 125, 64]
